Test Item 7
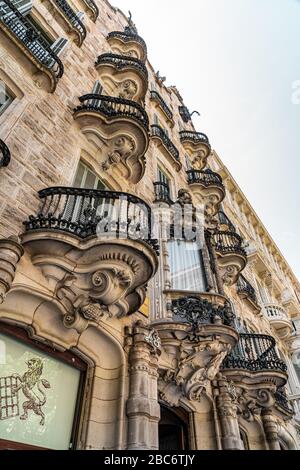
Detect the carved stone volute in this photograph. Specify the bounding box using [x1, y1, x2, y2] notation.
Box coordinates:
[0, 237, 24, 304]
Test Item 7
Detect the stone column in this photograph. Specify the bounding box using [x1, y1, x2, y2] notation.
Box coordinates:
[0, 236, 24, 303]
[261, 409, 280, 450]
[126, 322, 161, 450]
[213, 376, 243, 450]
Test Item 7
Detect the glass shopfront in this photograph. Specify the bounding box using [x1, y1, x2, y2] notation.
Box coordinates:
[0, 327, 85, 450]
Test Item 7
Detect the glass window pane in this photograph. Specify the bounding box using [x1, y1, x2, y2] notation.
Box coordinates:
[73, 162, 85, 187]
[0, 334, 81, 450]
[168, 240, 206, 291]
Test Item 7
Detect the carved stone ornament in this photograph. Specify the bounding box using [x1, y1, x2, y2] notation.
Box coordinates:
[158, 334, 231, 406]
[0, 237, 24, 304]
[118, 79, 138, 100]
[234, 387, 275, 422]
[144, 328, 161, 353]
[102, 135, 136, 171]
[176, 188, 193, 206]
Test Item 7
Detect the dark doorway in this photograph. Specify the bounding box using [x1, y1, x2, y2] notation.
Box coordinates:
[159, 405, 189, 450]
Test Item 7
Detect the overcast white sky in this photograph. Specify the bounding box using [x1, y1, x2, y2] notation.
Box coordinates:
[112, 0, 300, 280]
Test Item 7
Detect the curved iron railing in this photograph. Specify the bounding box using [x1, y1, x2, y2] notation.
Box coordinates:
[107, 29, 147, 57]
[179, 130, 210, 146]
[274, 388, 294, 414]
[212, 230, 247, 257]
[150, 90, 173, 121]
[222, 333, 287, 372]
[0, 0, 64, 82]
[24, 187, 159, 254]
[237, 274, 258, 304]
[151, 125, 179, 162]
[53, 0, 86, 45]
[186, 169, 224, 188]
[95, 53, 148, 81]
[172, 296, 235, 327]
[153, 181, 173, 205]
[82, 0, 99, 21]
[75, 94, 149, 129]
[0, 139, 10, 167]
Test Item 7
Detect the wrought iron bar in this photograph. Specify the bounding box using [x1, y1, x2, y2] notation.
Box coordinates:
[222, 333, 287, 372]
[237, 274, 258, 304]
[53, 0, 86, 44]
[179, 130, 210, 145]
[150, 125, 179, 161]
[172, 296, 235, 327]
[153, 181, 173, 204]
[0, 139, 10, 167]
[95, 53, 148, 80]
[186, 169, 224, 188]
[0, 0, 63, 80]
[24, 187, 159, 254]
[107, 29, 147, 57]
[211, 230, 246, 257]
[150, 90, 173, 121]
[75, 94, 149, 129]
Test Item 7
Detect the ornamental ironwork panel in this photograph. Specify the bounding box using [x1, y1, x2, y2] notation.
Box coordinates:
[186, 169, 224, 188]
[172, 296, 235, 327]
[0, 139, 10, 167]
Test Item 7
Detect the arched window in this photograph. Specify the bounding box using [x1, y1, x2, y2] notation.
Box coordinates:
[159, 405, 189, 450]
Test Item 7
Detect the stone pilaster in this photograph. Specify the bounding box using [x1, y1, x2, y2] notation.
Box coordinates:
[261, 409, 280, 450]
[0, 236, 24, 303]
[213, 376, 243, 450]
[125, 322, 161, 450]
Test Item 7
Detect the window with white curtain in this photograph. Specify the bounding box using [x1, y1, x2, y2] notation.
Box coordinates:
[168, 240, 206, 291]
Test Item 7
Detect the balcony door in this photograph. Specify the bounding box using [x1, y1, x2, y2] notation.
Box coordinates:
[159, 406, 189, 450]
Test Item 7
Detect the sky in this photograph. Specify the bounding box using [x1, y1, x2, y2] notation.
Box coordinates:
[111, 0, 300, 281]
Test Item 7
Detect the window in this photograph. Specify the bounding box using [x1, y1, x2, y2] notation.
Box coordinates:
[168, 240, 206, 291]
[159, 406, 189, 450]
[0, 85, 15, 116]
[0, 325, 85, 450]
[74, 161, 106, 189]
[185, 155, 191, 170]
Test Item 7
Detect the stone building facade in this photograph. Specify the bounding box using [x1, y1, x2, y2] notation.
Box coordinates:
[0, 0, 300, 450]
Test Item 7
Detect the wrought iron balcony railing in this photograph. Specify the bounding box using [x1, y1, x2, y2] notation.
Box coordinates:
[179, 130, 210, 146]
[107, 28, 147, 58]
[172, 296, 235, 327]
[53, 0, 86, 46]
[150, 90, 173, 121]
[24, 187, 159, 254]
[274, 388, 294, 414]
[222, 333, 287, 372]
[153, 181, 173, 205]
[74, 94, 149, 130]
[0, 139, 10, 167]
[150, 125, 180, 162]
[0, 0, 64, 90]
[237, 274, 258, 305]
[211, 230, 247, 258]
[95, 53, 148, 81]
[82, 0, 99, 22]
[186, 169, 224, 188]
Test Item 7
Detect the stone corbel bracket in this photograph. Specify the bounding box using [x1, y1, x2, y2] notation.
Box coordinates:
[156, 321, 238, 407]
[0, 237, 24, 304]
[21, 231, 158, 333]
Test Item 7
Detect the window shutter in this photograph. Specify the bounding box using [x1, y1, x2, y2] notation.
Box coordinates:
[50, 37, 68, 56]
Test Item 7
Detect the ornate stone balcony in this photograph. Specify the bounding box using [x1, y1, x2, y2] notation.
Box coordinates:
[22, 187, 159, 329]
[264, 304, 293, 340]
[0, 0, 64, 92]
[210, 230, 247, 286]
[237, 274, 260, 311]
[0, 139, 10, 167]
[179, 130, 211, 170]
[95, 53, 148, 103]
[186, 169, 225, 216]
[150, 124, 181, 171]
[150, 90, 174, 126]
[73, 94, 149, 183]
[154, 293, 239, 406]
[107, 26, 147, 62]
[79, 0, 99, 22]
[153, 181, 173, 205]
[49, 0, 86, 47]
[222, 333, 287, 386]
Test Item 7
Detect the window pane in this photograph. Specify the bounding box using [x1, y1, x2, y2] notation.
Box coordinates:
[0, 88, 14, 116]
[73, 162, 85, 187]
[0, 334, 81, 450]
[168, 240, 206, 291]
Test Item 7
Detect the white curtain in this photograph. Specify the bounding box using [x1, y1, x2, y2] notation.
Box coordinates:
[168, 240, 206, 291]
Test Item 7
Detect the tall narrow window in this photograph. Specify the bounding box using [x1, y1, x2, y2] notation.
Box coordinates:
[157, 167, 172, 201]
[73, 161, 106, 189]
[168, 240, 206, 292]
